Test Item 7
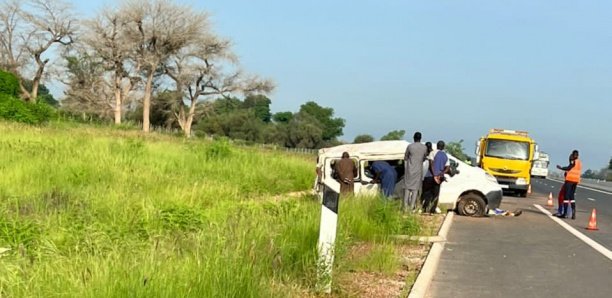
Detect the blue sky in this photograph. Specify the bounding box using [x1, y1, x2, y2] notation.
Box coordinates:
[66, 0, 611, 170]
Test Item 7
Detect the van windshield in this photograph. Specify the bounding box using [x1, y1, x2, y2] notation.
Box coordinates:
[533, 160, 549, 169]
[485, 139, 529, 161]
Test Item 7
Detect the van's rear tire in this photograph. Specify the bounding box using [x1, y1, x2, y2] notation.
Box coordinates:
[457, 193, 486, 217]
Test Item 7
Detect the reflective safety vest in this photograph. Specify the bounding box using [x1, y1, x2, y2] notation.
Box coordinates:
[565, 159, 581, 183]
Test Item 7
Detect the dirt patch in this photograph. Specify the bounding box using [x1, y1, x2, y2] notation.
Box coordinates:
[333, 213, 446, 297]
[416, 213, 446, 236]
[336, 242, 431, 298]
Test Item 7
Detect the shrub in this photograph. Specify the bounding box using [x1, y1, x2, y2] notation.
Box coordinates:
[0, 94, 56, 124]
[205, 138, 233, 160]
[0, 69, 20, 97]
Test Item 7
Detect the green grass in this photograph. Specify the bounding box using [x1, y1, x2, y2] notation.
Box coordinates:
[0, 121, 422, 297]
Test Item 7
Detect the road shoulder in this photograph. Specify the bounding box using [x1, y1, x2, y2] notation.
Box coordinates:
[408, 211, 454, 298]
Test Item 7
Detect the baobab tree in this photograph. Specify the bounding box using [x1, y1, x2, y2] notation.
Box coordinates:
[84, 8, 138, 124]
[119, 0, 206, 133]
[0, 0, 77, 102]
[163, 34, 273, 137]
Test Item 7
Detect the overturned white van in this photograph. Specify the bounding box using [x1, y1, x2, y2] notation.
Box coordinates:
[314, 140, 503, 217]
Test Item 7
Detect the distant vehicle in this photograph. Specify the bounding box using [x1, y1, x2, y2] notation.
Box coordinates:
[531, 151, 549, 179]
[314, 140, 504, 217]
[475, 129, 539, 197]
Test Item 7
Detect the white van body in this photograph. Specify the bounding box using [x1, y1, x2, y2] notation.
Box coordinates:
[314, 140, 504, 216]
[531, 152, 549, 179]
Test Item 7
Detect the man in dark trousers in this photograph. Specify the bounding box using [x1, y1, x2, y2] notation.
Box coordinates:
[334, 152, 357, 196]
[554, 153, 572, 216]
[422, 141, 449, 214]
[403, 132, 428, 213]
[556, 150, 581, 219]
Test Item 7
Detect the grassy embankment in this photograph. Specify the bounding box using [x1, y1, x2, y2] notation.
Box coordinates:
[0, 121, 426, 297]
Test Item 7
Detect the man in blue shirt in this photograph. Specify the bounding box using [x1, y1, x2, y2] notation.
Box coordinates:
[422, 141, 449, 214]
[369, 161, 397, 198]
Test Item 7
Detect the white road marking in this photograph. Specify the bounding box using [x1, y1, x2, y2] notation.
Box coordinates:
[547, 178, 612, 195]
[534, 204, 612, 261]
[587, 198, 595, 201]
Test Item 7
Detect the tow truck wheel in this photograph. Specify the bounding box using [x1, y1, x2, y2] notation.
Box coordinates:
[457, 193, 486, 217]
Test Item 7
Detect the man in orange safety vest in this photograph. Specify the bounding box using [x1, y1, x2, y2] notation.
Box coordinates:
[556, 150, 581, 219]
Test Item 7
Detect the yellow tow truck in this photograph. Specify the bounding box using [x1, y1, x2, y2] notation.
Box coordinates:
[475, 129, 539, 197]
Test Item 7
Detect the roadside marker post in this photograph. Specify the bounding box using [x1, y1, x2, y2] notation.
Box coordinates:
[316, 184, 340, 294]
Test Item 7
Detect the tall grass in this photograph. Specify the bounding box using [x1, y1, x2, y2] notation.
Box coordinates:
[0, 121, 421, 297]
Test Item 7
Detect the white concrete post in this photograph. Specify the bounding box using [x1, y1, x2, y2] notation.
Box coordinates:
[316, 184, 340, 294]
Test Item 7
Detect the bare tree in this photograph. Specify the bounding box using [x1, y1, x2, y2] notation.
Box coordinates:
[0, 1, 27, 74]
[84, 8, 138, 124]
[61, 50, 115, 120]
[162, 23, 273, 137]
[119, 0, 206, 133]
[0, 0, 77, 102]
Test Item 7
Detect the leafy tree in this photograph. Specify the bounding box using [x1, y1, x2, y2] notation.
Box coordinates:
[0, 69, 20, 96]
[243, 94, 272, 123]
[22, 80, 58, 107]
[273, 111, 293, 123]
[285, 112, 324, 149]
[210, 97, 242, 115]
[127, 91, 183, 129]
[582, 169, 597, 179]
[298, 101, 345, 141]
[446, 140, 472, 162]
[224, 110, 266, 142]
[353, 134, 374, 143]
[380, 129, 405, 141]
[608, 158, 612, 181]
[36, 84, 58, 107]
[196, 109, 264, 142]
[0, 93, 55, 124]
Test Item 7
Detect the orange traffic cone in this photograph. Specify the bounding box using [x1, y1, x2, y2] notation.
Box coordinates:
[546, 193, 553, 207]
[527, 184, 532, 195]
[587, 209, 598, 231]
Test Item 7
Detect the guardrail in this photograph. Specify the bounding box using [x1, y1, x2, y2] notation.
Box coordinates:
[580, 178, 612, 192]
[548, 176, 612, 192]
[581, 177, 612, 186]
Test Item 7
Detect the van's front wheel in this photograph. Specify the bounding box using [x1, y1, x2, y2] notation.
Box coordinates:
[457, 193, 486, 217]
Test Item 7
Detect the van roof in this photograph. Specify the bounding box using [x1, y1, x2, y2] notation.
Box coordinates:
[318, 140, 409, 158]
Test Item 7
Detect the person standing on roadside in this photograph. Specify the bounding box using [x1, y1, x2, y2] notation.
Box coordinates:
[554, 153, 572, 217]
[556, 150, 581, 219]
[334, 152, 358, 196]
[422, 141, 449, 214]
[403, 132, 428, 213]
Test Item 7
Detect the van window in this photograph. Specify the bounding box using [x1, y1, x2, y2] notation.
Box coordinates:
[361, 159, 404, 183]
[329, 158, 359, 180]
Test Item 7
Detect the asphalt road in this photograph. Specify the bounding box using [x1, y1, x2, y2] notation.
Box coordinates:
[426, 181, 612, 298]
[531, 178, 612, 249]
